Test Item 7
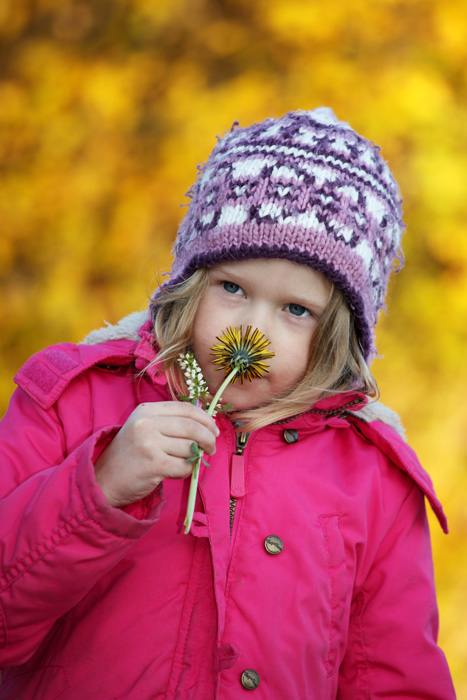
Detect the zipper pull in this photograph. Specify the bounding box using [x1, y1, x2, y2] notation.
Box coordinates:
[231, 432, 248, 498]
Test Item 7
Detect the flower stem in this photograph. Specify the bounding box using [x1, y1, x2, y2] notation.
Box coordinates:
[206, 366, 239, 417]
[183, 366, 239, 534]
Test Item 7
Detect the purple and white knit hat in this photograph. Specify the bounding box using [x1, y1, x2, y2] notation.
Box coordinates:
[152, 108, 405, 360]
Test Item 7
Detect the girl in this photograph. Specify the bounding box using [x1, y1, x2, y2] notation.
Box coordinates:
[0, 109, 455, 699]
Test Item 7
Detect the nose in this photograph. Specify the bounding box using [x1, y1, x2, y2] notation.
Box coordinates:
[238, 302, 276, 353]
[238, 300, 271, 334]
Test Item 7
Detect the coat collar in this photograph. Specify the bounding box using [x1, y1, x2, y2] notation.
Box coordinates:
[82, 310, 406, 439]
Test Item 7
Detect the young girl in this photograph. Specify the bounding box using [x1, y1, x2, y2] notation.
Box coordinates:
[0, 109, 455, 699]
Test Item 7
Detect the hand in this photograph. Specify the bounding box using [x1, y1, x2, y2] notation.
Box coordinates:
[94, 401, 219, 508]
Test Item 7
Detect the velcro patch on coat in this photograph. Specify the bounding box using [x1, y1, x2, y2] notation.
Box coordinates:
[16, 346, 81, 406]
[21, 349, 80, 394]
[15, 341, 136, 410]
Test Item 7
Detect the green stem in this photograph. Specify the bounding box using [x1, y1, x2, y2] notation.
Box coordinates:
[183, 366, 239, 534]
[207, 366, 239, 417]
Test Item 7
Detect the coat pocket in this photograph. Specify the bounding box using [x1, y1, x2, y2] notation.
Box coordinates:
[319, 514, 348, 676]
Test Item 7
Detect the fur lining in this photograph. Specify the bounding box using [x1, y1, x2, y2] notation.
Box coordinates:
[81, 311, 406, 440]
[355, 401, 406, 440]
[82, 311, 148, 345]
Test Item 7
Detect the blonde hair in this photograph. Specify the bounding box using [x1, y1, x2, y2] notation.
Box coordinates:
[150, 267, 378, 431]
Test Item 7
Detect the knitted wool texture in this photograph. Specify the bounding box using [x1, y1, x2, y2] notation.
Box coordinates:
[152, 108, 405, 360]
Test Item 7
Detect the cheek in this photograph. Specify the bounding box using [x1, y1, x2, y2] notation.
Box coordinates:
[191, 327, 211, 373]
[282, 324, 312, 356]
[191, 314, 223, 388]
[271, 334, 312, 388]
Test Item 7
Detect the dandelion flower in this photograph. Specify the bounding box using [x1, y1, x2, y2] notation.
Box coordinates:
[211, 325, 275, 385]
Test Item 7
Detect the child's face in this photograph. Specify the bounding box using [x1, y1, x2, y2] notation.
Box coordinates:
[191, 258, 331, 412]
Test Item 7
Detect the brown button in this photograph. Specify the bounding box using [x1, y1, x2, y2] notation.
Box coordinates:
[283, 428, 299, 444]
[241, 669, 260, 689]
[264, 535, 284, 555]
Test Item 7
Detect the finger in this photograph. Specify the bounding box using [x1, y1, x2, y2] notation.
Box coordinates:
[158, 454, 195, 480]
[162, 437, 209, 462]
[139, 401, 219, 436]
[155, 416, 218, 456]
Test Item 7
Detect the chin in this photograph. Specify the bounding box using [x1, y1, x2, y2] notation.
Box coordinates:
[220, 384, 270, 413]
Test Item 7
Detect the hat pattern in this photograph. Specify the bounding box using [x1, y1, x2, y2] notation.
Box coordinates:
[154, 108, 404, 360]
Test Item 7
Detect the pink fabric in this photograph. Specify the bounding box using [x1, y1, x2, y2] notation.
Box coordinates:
[0, 334, 455, 699]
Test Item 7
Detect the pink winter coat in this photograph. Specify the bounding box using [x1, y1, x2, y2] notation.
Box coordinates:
[0, 320, 455, 699]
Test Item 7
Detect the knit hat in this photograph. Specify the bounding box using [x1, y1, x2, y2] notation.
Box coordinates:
[152, 108, 405, 361]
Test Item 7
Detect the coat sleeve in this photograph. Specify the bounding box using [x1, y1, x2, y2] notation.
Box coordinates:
[0, 387, 164, 668]
[337, 480, 456, 699]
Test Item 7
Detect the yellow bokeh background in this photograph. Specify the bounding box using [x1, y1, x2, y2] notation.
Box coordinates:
[1, 0, 466, 694]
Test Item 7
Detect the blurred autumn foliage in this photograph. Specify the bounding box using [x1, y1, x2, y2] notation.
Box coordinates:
[1, 0, 466, 692]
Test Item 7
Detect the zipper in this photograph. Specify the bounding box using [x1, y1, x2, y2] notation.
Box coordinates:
[230, 431, 249, 537]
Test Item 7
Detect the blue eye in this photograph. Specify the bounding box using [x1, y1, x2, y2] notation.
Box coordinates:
[222, 281, 242, 294]
[287, 303, 310, 317]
